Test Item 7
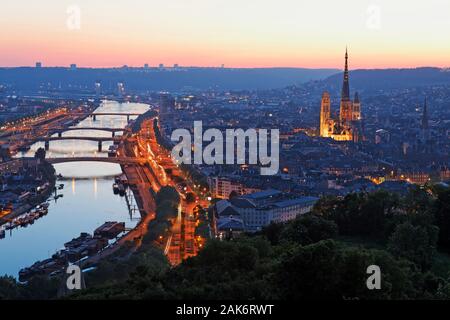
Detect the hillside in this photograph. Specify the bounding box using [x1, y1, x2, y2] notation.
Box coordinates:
[0, 67, 339, 92]
[323, 67, 450, 93]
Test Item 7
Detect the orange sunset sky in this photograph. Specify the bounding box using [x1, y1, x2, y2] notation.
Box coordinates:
[1, 0, 449, 69]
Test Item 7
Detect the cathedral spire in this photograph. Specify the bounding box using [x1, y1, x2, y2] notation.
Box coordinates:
[341, 47, 350, 101]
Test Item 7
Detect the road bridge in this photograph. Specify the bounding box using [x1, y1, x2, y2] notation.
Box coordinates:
[51, 127, 127, 138]
[46, 157, 144, 165]
[35, 136, 120, 152]
[89, 113, 142, 122]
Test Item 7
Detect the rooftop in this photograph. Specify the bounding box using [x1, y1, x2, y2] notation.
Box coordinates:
[270, 196, 319, 209]
[241, 189, 282, 200]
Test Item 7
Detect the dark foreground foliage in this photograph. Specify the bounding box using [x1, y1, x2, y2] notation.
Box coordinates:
[1, 187, 450, 300]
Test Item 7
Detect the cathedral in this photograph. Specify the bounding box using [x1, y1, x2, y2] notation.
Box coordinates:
[320, 49, 362, 142]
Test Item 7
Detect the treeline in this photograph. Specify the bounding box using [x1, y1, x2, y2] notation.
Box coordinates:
[153, 118, 173, 150]
[1, 187, 449, 300]
[313, 186, 450, 270]
[69, 186, 450, 300]
[142, 186, 180, 245]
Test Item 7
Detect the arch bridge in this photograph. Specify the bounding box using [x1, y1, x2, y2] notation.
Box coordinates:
[35, 136, 121, 152]
[86, 113, 142, 122]
[46, 157, 143, 165]
[52, 127, 127, 138]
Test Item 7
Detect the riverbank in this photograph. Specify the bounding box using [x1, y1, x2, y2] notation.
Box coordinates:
[0, 161, 56, 227]
[0, 101, 151, 278]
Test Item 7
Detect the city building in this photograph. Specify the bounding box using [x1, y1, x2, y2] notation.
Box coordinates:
[117, 82, 125, 97]
[208, 176, 261, 199]
[216, 215, 245, 240]
[95, 81, 101, 98]
[159, 93, 175, 115]
[214, 189, 319, 232]
[320, 49, 362, 142]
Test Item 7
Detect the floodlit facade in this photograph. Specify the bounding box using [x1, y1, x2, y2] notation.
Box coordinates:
[320, 49, 362, 142]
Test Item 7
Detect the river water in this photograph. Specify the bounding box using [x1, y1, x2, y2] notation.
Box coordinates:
[0, 101, 149, 278]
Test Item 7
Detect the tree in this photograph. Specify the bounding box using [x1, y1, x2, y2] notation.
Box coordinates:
[186, 192, 196, 204]
[276, 240, 418, 300]
[276, 240, 343, 299]
[434, 188, 450, 252]
[280, 214, 338, 245]
[312, 195, 339, 216]
[388, 222, 438, 271]
[403, 186, 433, 215]
[34, 147, 46, 161]
[156, 201, 178, 221]
[322, 191, 399, 239]
[261, 222, 285, 245]
[154, 186, 181, 221]
[155, 186, 180, 206]
[0, 276, 21, 300]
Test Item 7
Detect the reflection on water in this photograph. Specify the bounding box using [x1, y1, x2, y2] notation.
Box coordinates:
[18, 100, 149, 159]
[0, 101, 149, 278]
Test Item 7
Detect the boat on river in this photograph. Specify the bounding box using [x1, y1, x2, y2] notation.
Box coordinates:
[7, 203, 49, 230]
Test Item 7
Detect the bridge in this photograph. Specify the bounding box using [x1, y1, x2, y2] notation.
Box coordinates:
[51, 127, 127, 138]
[35, 136, 120, 151]
[87, 112, 142, 122]
[47, 157, 144, 165]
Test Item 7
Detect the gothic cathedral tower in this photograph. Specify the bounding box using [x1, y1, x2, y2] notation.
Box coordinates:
[320, 92, 331, 137]
[353, 92, 361, 121]
[319, 48, 362, 142]
[340, 48, 353, 124]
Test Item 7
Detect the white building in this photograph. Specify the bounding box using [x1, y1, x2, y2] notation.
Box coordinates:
[215, 189, 319, 232]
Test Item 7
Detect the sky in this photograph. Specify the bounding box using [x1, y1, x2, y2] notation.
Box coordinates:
[1, 0, 449, 69]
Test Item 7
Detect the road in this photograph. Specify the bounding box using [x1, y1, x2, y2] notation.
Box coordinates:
[132, 118, 210, 265]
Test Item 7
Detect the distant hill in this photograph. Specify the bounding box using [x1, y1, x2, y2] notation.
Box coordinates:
[0, 67, 339, 92]
[323, 67, 450, 93]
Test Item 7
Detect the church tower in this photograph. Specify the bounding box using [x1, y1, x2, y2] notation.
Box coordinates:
[320, 92, 331, 137]
[340, 48, 353, 124]
[318, 49, 362, 142]
[353, 92, 361, 121]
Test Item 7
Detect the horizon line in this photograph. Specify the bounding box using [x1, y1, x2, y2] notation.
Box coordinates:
[1, 65, 449, 71]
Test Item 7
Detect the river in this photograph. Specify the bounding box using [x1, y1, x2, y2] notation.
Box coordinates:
[0, 101, 150, 278]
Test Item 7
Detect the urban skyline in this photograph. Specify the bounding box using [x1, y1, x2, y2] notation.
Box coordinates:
[1, 0, 450, 308]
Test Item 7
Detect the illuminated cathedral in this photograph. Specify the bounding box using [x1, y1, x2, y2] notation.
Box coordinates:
[320, 49, 362, 142]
